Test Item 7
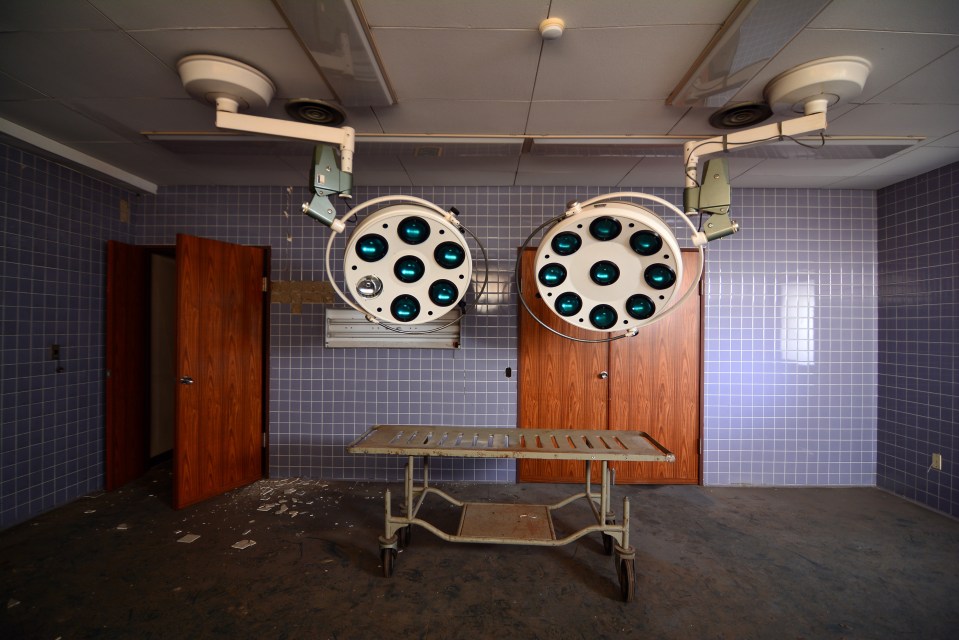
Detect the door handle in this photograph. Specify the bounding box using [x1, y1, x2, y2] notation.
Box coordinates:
[179, 376, 195, 385]
[598, 371, 608, 380]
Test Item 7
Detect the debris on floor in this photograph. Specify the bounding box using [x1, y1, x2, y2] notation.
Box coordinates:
[231, 539, 256, 550]
[116, 523, 129, 531]
[177, 534, 200, 544]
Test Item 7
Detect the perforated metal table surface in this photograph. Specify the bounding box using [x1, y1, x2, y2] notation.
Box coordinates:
[347, 424, 675, 462]
[348, 425, 675, 602]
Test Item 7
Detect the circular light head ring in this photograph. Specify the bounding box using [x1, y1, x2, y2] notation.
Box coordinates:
[343, 203, 473, 324]
[534, 202, 683, 333]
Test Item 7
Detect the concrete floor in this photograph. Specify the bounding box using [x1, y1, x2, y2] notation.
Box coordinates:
[1, 464, 957, 640]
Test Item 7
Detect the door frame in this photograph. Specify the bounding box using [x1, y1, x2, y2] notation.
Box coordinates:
[104, 241, 271, 495]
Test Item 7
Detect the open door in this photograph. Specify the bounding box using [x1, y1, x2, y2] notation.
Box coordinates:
[174, 234, 266, 509]
[105, 241, 150, 490]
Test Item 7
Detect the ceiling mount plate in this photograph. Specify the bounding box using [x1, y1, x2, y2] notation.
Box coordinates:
[177, 54, 275, 113]
[764, 56, 871, 115]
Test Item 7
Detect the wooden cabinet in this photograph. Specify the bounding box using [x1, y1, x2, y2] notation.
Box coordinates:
[517, 248, 702, 484]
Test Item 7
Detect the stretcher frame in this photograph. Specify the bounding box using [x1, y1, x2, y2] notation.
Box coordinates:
[347, 424, 674, 601]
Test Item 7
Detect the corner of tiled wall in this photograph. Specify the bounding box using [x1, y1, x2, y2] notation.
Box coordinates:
[877, 160, 959, 518]
[1, 142, 137, 529]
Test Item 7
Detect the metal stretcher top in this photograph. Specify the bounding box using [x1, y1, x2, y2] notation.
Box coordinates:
[347, 425, 675, 462]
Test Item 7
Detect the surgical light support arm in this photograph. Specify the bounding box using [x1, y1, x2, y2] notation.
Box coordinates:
[214, 110, 355, 233]
[683, 110, 828, 243]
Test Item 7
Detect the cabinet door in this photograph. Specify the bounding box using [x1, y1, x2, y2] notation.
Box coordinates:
[517, 249, 607, 483]
[608, 250, 702, 483]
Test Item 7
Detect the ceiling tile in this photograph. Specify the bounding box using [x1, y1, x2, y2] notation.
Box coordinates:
[65, 98, 223, 135]
[927, 130, 959, 147]
[360, 0, 549, 28]
[0, 100, 131, 143]
[88, 0, 287, 29]
[371, 28, 541, 101]
[808, 0, 959, 34]
[733, 158, 885, 176]
[870, 46, 959, 104]
[730, 30, 959, 105]
[826, 174, 906, 189]
[859, 146, 959, 178]
[69, 141, 182, 183]
[373, 100, 530, 134]
[0, 71, 48, 100]
[351, 155, 411, 187]
[129, 29, 333, 101]
[549, 0, 738, 27]
[0, 31, 183, 99]
[533, 26, 720, 101]
[0, 0, 117, 30]
[619, 156, 763, 188]
[516, 155, 638, 185]
[527, 101, 686, 135]
[827, 103, 959, 137]
[400, 156, 520, 186]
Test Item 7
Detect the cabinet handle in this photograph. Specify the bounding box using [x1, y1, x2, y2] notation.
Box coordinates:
[179, 376, 195, 385]
[598, 371, 608, 380]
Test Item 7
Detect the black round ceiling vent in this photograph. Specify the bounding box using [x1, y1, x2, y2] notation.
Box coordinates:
[708, 102, 773, 129]
[285, 99, 346, 127]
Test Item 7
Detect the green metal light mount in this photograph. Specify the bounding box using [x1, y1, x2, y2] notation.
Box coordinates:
[683, 158, 739, 242]
[303, 144, 353, 231]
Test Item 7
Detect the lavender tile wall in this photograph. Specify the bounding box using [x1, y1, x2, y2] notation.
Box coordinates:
[0, 142, 135, 529]
[877, 161, 958, 518]
[703, 190, 878, 486]
[136, 184, 878, 488]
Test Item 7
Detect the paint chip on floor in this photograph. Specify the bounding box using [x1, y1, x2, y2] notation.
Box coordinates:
[232, 539, 256, 550]
[116, 523, 129, 530]
[177, 534, 201, 544]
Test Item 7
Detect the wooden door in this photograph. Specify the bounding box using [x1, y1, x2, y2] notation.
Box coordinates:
[517, 249, 608, 482]
[608, 250, 702, 483]
[174, 234, 265, 509]
[105, 241, 150, 490]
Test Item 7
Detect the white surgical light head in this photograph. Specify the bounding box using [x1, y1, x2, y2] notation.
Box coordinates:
[343, 203, 473, 324]
[534, 201, 684, 333]
[322, 195, 487, 330]
[518, 192, 704, 342]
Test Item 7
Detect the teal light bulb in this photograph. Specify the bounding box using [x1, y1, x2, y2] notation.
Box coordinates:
[630, 230, 662, 256]
[589, 216, 622, 241]
[355, 234, 389, 262]
[390, 295, 421, 322]
[551, 232, 582, 256]
[538, 263, 567, 287]
[626, 294, 655, 320]
[589, 304, 617, 330]
[589, 260, 620, 286]
[394, 256, 426, 283]
[644, 264, 676, 290]
[434, 241, 466, 269]
[554, 292, 582, 317]
[397, 216, 430, 245]
[428, 280, 458, 306]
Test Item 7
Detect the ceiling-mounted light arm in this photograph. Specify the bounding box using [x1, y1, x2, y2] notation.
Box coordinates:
[683, 110, 827, 243]
[213, 109, 356, 232]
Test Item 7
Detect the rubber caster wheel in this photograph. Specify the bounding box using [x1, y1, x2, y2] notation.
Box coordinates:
[400, 525, 412, 548]
[602, 534, 614, 555]
[381, 548, 397, 578]
[618, 558, 635, 602]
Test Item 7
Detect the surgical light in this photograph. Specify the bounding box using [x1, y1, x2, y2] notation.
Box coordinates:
[524, 196, 695, 337]
[328, 197, 487, 329]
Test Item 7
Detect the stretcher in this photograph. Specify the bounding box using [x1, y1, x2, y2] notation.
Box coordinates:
[347, 424, 674, 601]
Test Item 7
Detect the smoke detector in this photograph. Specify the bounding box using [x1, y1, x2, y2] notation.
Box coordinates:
[539, 17, 565, 40]
[764, 56, 871, 115]
[177, 54, 275, 113]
